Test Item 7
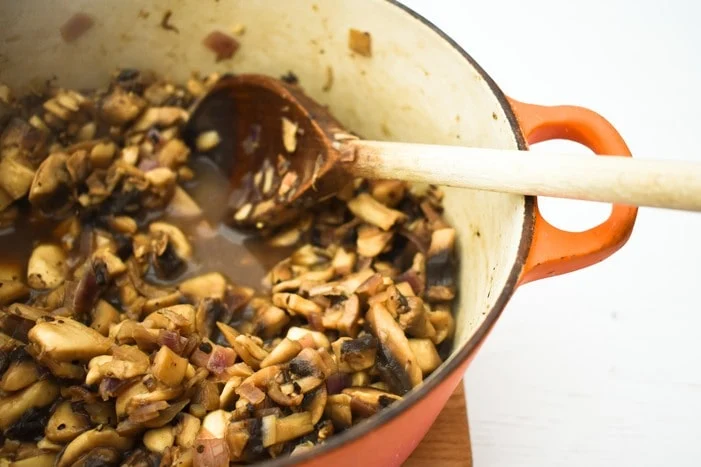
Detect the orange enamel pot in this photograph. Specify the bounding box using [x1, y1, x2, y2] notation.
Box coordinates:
[0, 0, 637, 465]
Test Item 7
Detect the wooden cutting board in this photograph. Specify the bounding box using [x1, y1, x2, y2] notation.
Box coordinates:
[404, 384, 472, 466]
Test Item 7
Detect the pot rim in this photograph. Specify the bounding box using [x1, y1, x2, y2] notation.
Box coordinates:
[259, 1, 535, 465]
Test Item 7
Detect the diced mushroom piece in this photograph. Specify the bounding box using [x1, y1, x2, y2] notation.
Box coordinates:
[92, 248, 127, 279]
[216, 321, 240, 347]
[281, 117, 298, 153]
[144, 426, 175, 454]
[425, 228, 456, 301]
[1, 117, 48, 167]
[7, 303, 49, 321]
[157, 139, 190, 169]
[28, 317, 111, 362]
[70, 447, 121, 467]
[366, 303, 422, 394]
[370, 180, 406, 207]
[270, 412, 314, 446]
[356, 225, 393, 257]
[260, 338, 302, 368]
[337, 294, 361, 337]
[290, 244, 331, 267]
[408, 338, 442, 375]
[395, 294, 435, 339]
[286, 327, 331, 350]
[342, 386, 401, 418]
[396, 252, 426, 296]
[347, 193, 406, 231]
[116, 382, 149, 418]
[254, 306, 290, 339]
[194, 410, 231, 467]
[90, 141, 117, 168]
[272, 293, 323, 318]
[332, 334, 378, 373]
[0, 155, 36, 201]
[325, 393, 352, 430]
[332, 247, 356, 276]
[55, 427, 133, 467]
[178, 272, 226, 300]
[167, 185, 203, 219]
[427, 307, 455, 345]
[0, 379, 59, 429]
[91, 300, 120, 336]
[9, 453, 56, 467]
[288, 348, 333, 380]
[28, 152, 73, 212]
[0, 360, 40, 392]
[175, 413, 201, 448]
[100, 87, 146, 126]
[152, 345, 188, 386]
[0, 280, 29, 306]
[46, 401, 91, 443]
[196, 130, 221, 151]
[131, 107, 189, 133]
[143, 304, 196, 335]
[27, 244, 67, 289]
[149, 222, 192, 261]
[86, 345, 150, 384]
[232, 335, 269, 369]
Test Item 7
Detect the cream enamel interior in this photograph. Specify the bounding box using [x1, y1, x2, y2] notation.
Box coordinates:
[0, 0, 526, 369]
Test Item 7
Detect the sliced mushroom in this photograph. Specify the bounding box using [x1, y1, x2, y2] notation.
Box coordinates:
[231, 335, 269, 370]
[0, 280, 29, 305]
[332, 334, 378, 373]
[427, 307, 455, 345]
[0, 379, 59, 429]
[27, 244, 68, 289]
[356, 225, 393, 257]
[194, 410, 231, 467]
[347, 193, 406, 231]
[286, 327, 330, 350]
[262, 412, 314, 448]
[175, 412, 201, 448]
[366, 303, 422, 394]
[56, 427, 133, 467]
[149, 221, 192, 262]
[408, 338, 442, 375]
[28, 317, 111, 362]
[143, 304, 196, 335]
[178, 272, 226, 301]
[425, 228, 456, 301]
[28, 153, 74, 213]
[272, 293, 322, 318]
[342, 386, 402, 419]
[260, 338, 302, 368]
[45, 401, 91, 443]
[0, 360, 40, 392]
[370, 180, 406, 207]
[0, 154, 36, 201]
[100, 87, 147, 126]
[9, 453, 56, 467]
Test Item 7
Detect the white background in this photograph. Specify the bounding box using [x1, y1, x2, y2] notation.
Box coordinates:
[399, 1, 701, 466]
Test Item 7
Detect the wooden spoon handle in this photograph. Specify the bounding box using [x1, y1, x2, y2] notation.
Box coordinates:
[344, 140, 701, 211]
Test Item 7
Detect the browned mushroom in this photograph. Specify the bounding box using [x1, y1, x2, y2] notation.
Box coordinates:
[45, 401, 91, 443]
[425, 228, 457, 301]
[55, 427, 133, 467]
[0, 360, 40, 392]
[28, 317, 111, 362]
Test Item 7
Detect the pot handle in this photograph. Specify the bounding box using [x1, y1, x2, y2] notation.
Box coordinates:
[508, 97, 638, 285]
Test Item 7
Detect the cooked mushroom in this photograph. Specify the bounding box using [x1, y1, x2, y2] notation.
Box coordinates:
[28, 317, 111, 362]
[100, 87, 147, 126]
[8, 453, 56, 467]
[427, 306, 455, 345]
[175, 412, 201, 448]
[342, 386, 401, 419]
[347, 193, 406, 231]
[366, 303, 422, 394]
[231, 335, 269, 370]
[27, 244, 68, 289]
[425, 228, 457, 301]
[152, 345, 189, 386]
[149, 222, 193, 261]
[0, 360, 40, 392]
[333, 334, 378, 373]
[408, 338, 442, 375]
[55, 427, 133, 467]
[260, 338, 302, 368]
[0, 379, 59, 429]
[178, 272, 227, 300]
[144, 426, 175, 454]
[356, 225, 393, 257]
[28, 153, 74, 213]
[45, 401, 91, 443]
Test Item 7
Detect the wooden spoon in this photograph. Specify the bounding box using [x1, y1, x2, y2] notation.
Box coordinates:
[182, 73, 701, 229]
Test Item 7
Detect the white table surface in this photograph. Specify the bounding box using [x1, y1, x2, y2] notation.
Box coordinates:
[399, 1, 701, 466]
